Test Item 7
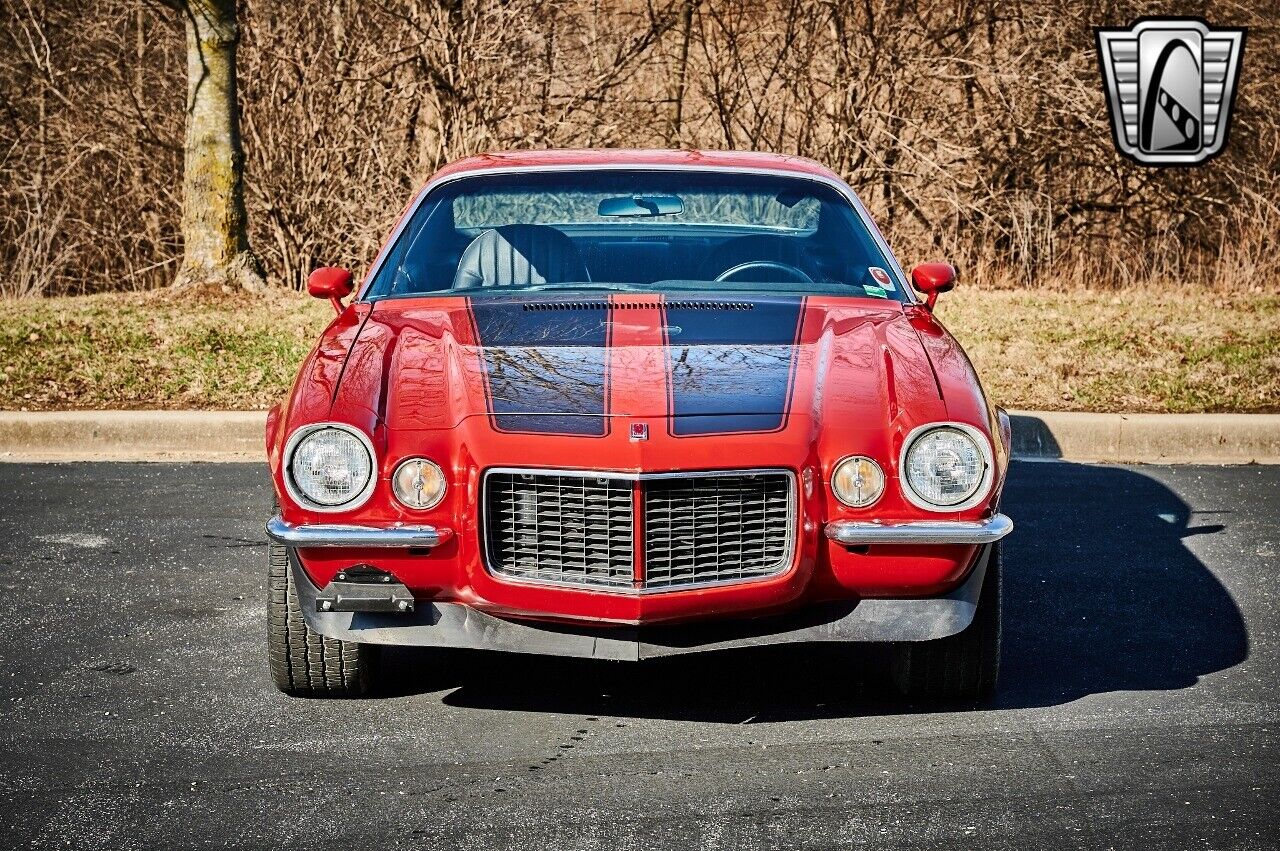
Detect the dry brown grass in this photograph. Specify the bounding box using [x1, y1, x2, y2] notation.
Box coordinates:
[1, 286, 1276, 414]
[941, 288, 1280, 413]
[0, 288, 330, 411]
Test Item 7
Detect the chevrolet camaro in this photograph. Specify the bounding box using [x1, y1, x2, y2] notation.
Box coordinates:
[265, 149, 1013, 700]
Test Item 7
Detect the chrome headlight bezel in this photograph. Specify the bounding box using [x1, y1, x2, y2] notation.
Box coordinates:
[830, 455, 886, 508]
[283, 423, 378, 513]
[391, 457, 447, 510]
[898, 422, 995, 513]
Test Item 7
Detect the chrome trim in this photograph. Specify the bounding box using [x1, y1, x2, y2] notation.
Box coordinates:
[266, 515, 451, 548]
[897, 421, 997, 513]
[478, 466, 798, 595]
[282, 423, 379, 513]
[357, 162, 915, 303]
[825, 513, 1012, 546]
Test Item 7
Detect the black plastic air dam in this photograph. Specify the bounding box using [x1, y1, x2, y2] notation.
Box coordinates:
[290, 546, 991, 661]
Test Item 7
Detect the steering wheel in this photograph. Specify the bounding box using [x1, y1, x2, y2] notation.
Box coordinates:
[714, 261, 813, 284]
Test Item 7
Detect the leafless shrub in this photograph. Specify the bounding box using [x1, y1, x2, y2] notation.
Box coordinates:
[2, 0, 1277, 295]
[1, 0, 184, 296]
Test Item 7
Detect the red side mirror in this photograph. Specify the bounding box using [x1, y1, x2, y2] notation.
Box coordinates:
[307, 267, 354, 315]
[910, 262, 957, 311]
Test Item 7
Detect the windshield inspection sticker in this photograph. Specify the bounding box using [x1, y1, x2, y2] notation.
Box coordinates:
[864, 285, 889, 298]
[868, 266, 896, 291]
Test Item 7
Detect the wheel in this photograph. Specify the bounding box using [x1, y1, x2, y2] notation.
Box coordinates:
[890, 542, 1002, 701]
[267, 536, 377, 697]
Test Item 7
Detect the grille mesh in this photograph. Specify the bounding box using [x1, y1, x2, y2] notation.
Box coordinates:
[485, 473, 635, 586]
[483, 470, 793, 590]
[643, 474, 793, 588]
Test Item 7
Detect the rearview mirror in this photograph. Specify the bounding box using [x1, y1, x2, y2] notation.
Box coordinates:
[910, 262, 957, 311]
[307, 267, 354, 315]
[598, 195, 683, 217]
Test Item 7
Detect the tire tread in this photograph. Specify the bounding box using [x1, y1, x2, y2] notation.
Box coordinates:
[890, 542, 1002, 701]
[267, 531, 374, 697]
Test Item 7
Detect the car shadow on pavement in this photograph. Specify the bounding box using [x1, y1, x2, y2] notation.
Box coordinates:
[381, 461, 1249, 721]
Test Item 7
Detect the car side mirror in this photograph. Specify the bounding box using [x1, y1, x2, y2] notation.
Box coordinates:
[307, 267, 354, 315]
[910, 262, 957, 311]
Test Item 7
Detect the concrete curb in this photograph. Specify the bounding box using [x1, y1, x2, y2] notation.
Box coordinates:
[1007, 411, 1280, 464]
[0, 411, 267, 463]
[1, 409, 1277, 464]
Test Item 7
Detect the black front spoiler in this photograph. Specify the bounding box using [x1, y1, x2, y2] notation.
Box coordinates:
[290, 547, 991, 661]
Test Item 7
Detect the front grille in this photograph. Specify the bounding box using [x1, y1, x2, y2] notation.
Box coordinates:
[642, 474, 793, 588]
[482, 469, 794, 591]
[484, 472, 635, 587]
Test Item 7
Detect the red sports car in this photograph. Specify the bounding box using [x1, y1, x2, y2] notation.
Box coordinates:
[265, 149, 1012, 700]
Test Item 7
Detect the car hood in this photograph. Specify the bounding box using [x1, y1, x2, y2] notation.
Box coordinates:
[327, 294, 954, 439]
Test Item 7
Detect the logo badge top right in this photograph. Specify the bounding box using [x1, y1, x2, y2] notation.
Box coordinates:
[1096, 18, 1246, 166]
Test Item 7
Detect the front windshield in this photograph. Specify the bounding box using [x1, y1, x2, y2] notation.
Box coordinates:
[365, 169, 907, 302]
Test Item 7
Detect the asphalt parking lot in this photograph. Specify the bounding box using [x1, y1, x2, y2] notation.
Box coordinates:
[0, 461, 1276, 850]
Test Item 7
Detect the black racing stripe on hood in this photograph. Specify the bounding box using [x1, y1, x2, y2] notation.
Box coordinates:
[663, 296, 806, 436]
[466, 297, 610, 436]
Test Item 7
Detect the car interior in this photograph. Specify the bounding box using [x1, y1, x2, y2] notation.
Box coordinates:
[370, 176, 905, 300]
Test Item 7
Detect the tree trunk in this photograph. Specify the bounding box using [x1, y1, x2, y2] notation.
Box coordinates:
[172, 0, 263, 291]
[667, 0, 695, 145]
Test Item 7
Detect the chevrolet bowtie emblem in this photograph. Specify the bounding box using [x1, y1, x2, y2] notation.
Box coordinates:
[1095, 18, 1246, 166]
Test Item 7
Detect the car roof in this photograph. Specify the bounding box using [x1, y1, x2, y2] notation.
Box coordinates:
[428, 149, 844, 185]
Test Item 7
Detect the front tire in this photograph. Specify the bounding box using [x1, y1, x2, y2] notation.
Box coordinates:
[267, 538, 377, 697]
[890, 542, 1002, 701]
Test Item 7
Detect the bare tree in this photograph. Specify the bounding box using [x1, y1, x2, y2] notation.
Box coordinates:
[162, 0, 262, 291]
[2, 0, 1277, 296]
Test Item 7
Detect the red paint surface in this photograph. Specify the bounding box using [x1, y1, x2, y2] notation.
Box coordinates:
[306, 267, 354, 315]
[909, 262, 957, 311]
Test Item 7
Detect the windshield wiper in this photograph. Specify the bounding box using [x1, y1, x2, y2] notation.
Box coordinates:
[520, 283, 640, 292]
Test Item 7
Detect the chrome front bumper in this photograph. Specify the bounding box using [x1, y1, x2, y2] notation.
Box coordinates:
[824, 513, 1013, 546]
[267, 513, 1010, 549]
[266, 516, 452, 548]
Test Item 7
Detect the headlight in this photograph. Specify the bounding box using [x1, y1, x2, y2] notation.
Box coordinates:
[831, 456, 884, 507]
[901, 424, 992, 511]
[392, 458, 447, 509]
[286, 424, 376, 510]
